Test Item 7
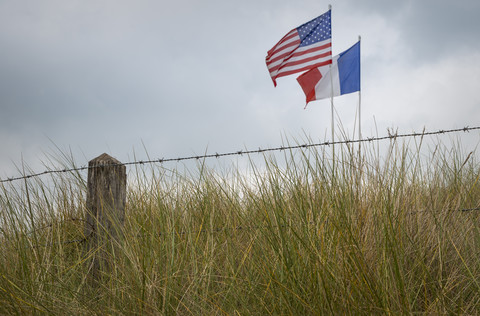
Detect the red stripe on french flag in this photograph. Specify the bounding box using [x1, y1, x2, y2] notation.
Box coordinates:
[297, 67, 323, 103]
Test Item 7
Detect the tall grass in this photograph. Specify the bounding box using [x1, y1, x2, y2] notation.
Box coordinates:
[1, 136, 480, 314]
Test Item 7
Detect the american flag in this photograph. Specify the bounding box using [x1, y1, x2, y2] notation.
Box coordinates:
[266, 10, 332, 86]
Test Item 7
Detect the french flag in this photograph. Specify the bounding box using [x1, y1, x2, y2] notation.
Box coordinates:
[297, 41, 360, 105]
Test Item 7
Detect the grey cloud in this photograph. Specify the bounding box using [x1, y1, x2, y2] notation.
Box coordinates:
[343, 0, 480, 62]
[1, 0, 479, 177]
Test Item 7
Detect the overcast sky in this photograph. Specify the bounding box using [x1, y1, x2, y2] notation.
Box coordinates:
[1, 0, 480, 179]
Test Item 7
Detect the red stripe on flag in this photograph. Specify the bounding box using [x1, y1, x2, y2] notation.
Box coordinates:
[269, 50, 332, 73]
[288, 42, 331, 59]
[267, 41, 331, 70]
[266, 40, 302, 64]
[297, 67, 323, 103]
[267, 30, 298, 57]
[275, 60, 332, 79]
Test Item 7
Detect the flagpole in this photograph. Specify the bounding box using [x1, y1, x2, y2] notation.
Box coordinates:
[328, 4, 335, 168]
[358, 36, 362, 142]
[357, 35, 362, 200]
[331, 70, 334, 162]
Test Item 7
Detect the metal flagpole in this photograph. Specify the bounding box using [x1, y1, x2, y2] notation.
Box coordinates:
[328, 4, 334, 166]
[357, 35, 362, 198]
[358, 35, 362, 143]
[331, 68, 335, 165]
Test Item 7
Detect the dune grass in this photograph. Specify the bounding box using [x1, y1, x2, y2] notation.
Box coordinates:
[1, 136, 480, 314]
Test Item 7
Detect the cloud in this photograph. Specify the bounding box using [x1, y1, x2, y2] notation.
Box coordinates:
[0, 0, 479, 178]
[366, 50, 480, 131]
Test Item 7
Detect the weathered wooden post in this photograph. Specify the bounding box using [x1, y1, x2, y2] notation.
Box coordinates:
[84, 153, 126, 281]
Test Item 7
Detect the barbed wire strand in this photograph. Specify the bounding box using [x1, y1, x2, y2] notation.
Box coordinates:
[1, 125, 479, 184]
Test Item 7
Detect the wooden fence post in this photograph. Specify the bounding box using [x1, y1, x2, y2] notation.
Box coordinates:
[84, 153, 126, 281]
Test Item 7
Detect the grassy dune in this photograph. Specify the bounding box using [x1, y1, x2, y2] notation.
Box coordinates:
[1, 137, 480, 315]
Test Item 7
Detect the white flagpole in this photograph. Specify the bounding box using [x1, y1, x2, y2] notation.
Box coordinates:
[328, 4, 335, 166]
[358, 35, 362, 197]
[330, 65, 335, 168]
[358, 35, 362, 142]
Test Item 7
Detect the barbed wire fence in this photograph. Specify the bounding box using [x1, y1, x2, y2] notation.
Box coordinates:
[1, 125, 480, 184]
[3, 125, 480, 249]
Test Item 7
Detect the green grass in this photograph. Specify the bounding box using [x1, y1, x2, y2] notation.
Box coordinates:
[1, 136, 480, 315]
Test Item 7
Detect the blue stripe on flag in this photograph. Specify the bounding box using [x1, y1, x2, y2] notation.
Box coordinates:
[338, 41, 360, 95]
